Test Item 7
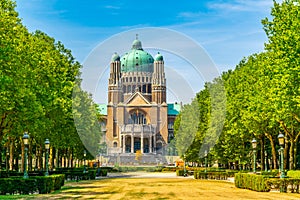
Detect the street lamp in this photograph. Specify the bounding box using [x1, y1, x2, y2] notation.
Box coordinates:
[44, 139, 50, 176]
[278, 132, 285, 178]
[204, 150, 208, 173]
[83, 150, 87, 173]
[251, 138, 257, 173]
[264, 150, 268, 172]
[23, 132, 29, 179]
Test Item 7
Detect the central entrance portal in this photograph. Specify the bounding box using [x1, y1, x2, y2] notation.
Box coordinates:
[134, 138, 141, 153]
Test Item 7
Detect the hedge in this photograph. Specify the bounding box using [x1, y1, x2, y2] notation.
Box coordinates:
[0, 174, 65, 195]
[96, 168, 108, 177]
[52, 169, 96, 181]
[287, 170, 300, 179]
[194, 171, 236, 180]
[261, 170, 278, 177]
[234, 173, 270, 192]
[176, 169, 184, 176]
[266, 178, 300, 193]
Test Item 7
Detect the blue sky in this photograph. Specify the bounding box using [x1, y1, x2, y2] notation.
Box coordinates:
[15, 0, 277, 103]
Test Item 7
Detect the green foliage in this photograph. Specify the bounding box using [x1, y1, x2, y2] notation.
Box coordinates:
[266, 178, 300, 193]
[0, 178, 36, 195]
[115, 166, 160, 172]
[176, 169, 184, 176]
[97, 169, 107, 177]
[52, 168, 96, 181]
[287, 170, 300, 179]
[194, 171, 236, 180]
[0, 0, 103, 170]
[174, 0, 300, 171]
[261, 171, 278, 177]
[0, 174, 64, 195]
[234, 173, 270, 192]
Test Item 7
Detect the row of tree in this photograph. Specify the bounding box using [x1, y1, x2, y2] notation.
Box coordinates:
[174, 0, 300, 170]
[0, 0, 101, 171]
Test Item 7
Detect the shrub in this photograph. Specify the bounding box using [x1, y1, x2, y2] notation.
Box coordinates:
[194, 171, 236, 180]
[234, 173, 270, 192]
[266, 178, 300, 193]
[176, 170, 184, 176]
[52, 169, 96, 181]
[261, 170, 278, 177]
[287, 170, 300, 178]
[0, 174, 64, 195]
[96, 168, 108, 177]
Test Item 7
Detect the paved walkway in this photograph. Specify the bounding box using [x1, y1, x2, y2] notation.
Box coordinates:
[100, 172, 234, 182]
[107, 172, 191, 179]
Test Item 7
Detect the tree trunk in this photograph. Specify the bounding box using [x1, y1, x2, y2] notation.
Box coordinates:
[28, 143, 32, 171]
[9, 141, 13, 170]
[284, 141, 289, 170]
[289, 140, 295, 170]
[51, 147, 55, 170]
[260, 136, 265, 171]
[56, 148, 60, 168]
[71, 148, 74, 168]
[265, 133, 278, 169]
[21, 140, 24, 172]
[38, 145, 43, 170]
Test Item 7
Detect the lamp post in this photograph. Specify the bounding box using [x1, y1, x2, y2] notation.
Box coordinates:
[6, 148, 9, 172]
[83, 150, 87, 173]
[251, 138, 257, 173]
[278, 132, 285, 178]
[264, 150, 268, 172]
[23, 132, 29, 179]
[204, 150, 208, 173]
[44, 139, 50, 176]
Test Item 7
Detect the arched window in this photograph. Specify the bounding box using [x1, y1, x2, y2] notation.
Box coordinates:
[142, 85, 147, 93]
[130, 110, 146, 124]
[128, 85, 131, 93]
[113, 142, 117, 147]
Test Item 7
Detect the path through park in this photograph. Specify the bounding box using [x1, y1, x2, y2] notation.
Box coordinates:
[26, 172, 300, 199]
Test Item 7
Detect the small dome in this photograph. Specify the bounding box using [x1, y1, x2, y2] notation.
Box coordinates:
[111, 52, 120, 61]
[131, 39, 143, 50]
[155, 52, 163, 61]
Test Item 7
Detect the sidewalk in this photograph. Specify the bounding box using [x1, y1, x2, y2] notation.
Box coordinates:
[105, 172, 194, 179]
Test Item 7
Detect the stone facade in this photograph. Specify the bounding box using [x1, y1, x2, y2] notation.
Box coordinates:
[104, 37, 178, 156]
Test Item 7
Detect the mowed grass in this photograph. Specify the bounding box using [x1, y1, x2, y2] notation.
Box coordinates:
[10, 176, 300, 200]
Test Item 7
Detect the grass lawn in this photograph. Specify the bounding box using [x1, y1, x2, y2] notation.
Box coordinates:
[2, 176, 300, 199]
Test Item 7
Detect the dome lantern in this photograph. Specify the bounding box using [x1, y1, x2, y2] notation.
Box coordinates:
[111, 52, 120, 61]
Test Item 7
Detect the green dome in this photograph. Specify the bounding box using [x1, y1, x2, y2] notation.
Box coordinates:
[154, 52, 163, 61]
[111, 52, 120, 61]
[120, 39, 154, 73]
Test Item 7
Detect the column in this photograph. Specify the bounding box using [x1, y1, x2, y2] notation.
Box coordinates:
[153, 134, 156, 153]
[149, 134, 152, 153]
[141, 130, 144, 154]
[131, 134, 134, 153]
[123, 135, 126, 153]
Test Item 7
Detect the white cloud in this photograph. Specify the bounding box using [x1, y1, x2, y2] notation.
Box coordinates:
[207, 0, 274, 13]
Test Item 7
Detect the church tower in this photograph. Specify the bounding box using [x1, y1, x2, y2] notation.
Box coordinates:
[107, 53, 122, 143]
[151, 52, 166, 104]
[108, 53, 122, 104]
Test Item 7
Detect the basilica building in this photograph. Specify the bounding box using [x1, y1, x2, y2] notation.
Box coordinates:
[102, 37, 180, 157]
